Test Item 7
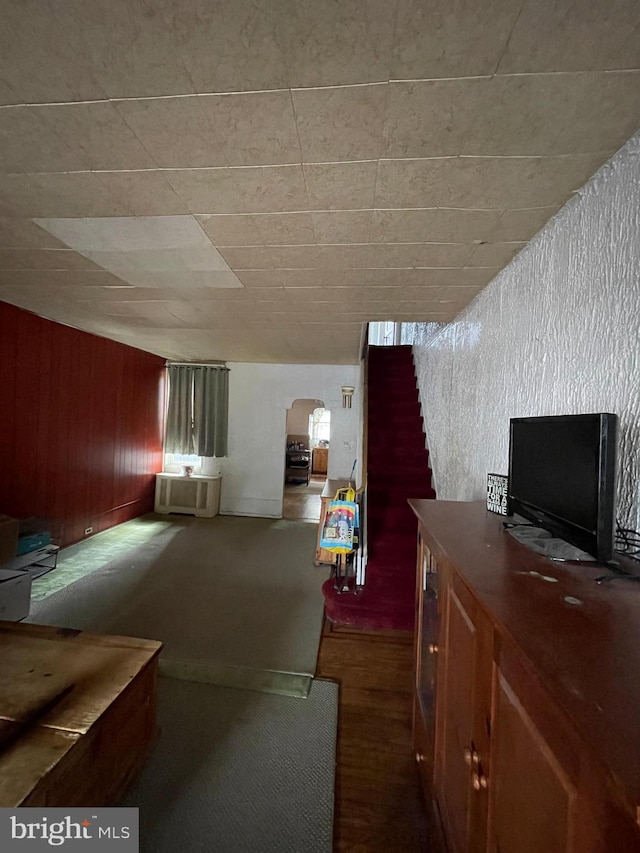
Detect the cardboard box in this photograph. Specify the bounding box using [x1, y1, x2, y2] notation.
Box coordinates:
[0, 515, 19, 565]
[0, 569, 32, 621]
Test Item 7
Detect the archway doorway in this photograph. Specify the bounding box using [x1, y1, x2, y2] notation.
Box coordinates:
[283, 398, 329, 522]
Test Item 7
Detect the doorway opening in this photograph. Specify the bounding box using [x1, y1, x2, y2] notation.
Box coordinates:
[283, 399, 330, 522]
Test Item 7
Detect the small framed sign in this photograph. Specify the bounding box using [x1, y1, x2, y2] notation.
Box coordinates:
[487, 473, 509, 515]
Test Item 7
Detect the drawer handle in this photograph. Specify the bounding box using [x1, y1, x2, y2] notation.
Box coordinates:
[416, 752, 426, 763]
[428, 643, 439, 654]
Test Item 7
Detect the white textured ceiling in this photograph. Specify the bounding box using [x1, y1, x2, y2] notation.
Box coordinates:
[0, 0, 639, 364]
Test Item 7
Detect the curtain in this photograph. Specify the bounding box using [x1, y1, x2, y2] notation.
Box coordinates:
[165, 364, 229, 457]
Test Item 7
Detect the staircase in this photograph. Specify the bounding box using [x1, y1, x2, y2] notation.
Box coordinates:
[322, 345, 435, 631]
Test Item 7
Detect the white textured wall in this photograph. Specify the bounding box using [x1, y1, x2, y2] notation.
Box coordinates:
[409, 132, 640, 530]
[221, 362, 361, 517]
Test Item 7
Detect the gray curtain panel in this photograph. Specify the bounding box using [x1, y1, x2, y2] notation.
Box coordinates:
[193, 366, 229, 457]
[165, 364, 229, 457]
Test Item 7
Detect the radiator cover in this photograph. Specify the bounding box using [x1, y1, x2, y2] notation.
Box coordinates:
[154, 474, 221, 518]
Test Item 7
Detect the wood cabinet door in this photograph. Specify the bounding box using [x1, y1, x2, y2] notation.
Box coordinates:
[434, 574, 492, 853]
[487, 667, 578, 853]
[487, 658, 640, 853]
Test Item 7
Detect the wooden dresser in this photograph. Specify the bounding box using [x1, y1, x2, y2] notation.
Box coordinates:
[409, 499, 640, 853]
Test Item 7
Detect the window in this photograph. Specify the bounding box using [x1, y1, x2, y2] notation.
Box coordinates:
[309, 408, 331, 445]
[165, 364, 229, 458]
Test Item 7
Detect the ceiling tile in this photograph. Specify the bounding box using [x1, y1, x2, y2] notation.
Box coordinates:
[201, 91, 301, 166]
[442, 154, 610, 209]
[34, 216, 212, 252]
[114, 96, 224, 168]
[304, 162, 377, 210]
[488, 207, 560, 242]
[463, 72, 640, 156]
[292, 84, 388, 162]
[95, 172, 190, 216]
[234, 270, 285, 288]
[268, 246, 321, 269]
[0, 0, 108, 103]
[392, 0, 523, 79]
[374, 159, 451, 209]
[0, 173, 131, 218]
[367, 243, 474, 267]
[0, 269, 129, 288]
[0, 248, 102, 271]
[311, 211, 372, 243]
[165, 166, 309, 213]
[172, 0, 289, 93]
[73, 0, 196, 98]
[252, 213, 317, 245]
[163, 169, 239, 212]
[196, 214, 263, 246]
[0, 75, 21, 107]
[371, 208, 501, 243]
[383, 79, 493, 158]
[466, 241, 526, 267]
[274, 270, 324, 287]
[498, 0, 640, 73]
[39, 102, 157, 171]
[283, 0, 397, 87]
[0, 107, 86, 174]
[339, 267, 500, 288]
[120, 270, 243, 289]
[0, 218, 70, 249]
[218, 246, 276, 269]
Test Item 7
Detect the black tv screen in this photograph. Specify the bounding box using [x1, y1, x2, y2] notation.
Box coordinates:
[508, 413, 617, 562]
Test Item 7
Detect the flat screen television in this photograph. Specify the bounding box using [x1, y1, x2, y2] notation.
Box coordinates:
[508, 413, 617, 563]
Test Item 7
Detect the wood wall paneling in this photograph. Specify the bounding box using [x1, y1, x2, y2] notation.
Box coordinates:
[0, 302, 165, 547]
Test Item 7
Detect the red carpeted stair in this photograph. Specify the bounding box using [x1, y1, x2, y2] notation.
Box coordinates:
[322, 345, 436, 631]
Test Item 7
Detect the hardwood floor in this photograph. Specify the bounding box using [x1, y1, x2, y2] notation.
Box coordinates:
[316, 620, 432, 852]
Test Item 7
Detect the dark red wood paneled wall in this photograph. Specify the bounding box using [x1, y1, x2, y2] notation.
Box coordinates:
[0, 302, 165, 546]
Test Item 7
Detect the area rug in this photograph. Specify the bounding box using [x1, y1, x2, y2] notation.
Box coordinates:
[120, 676, 337, 853]
[28, 515, 329, 695]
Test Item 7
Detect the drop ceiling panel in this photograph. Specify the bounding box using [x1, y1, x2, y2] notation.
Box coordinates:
[0, 218, 69, 250]
[303, 162, 378, 210]
[462, 72, 640, 156]
[0, 1, 637, 363]
[252, 213, 317, 246]
[71, 0, 196, 99]
[113, 97, 227, 168]
[370, 209, 501, 243]
[292, 84, 388, 162]
[283, 0, 397, 88]
[391, 0, 523, 79]
[94, 172, 190, 216]
[173, 1, 289, 93]
[497, 0, 640, 73]
[382, 79, 492, 158]
[0, 248, 103, 271]
[311, 211, 373, 244]
[0, 0, 108, 103]
[0, 173, 130, 218]
[196, 214, 264, 247]
[164, 166, 309, 213]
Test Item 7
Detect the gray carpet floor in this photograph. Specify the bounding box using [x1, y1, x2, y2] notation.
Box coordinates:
[28, 515, 329, 692]
[121, 677, 338, 853]
[26, 514, 337, 851]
